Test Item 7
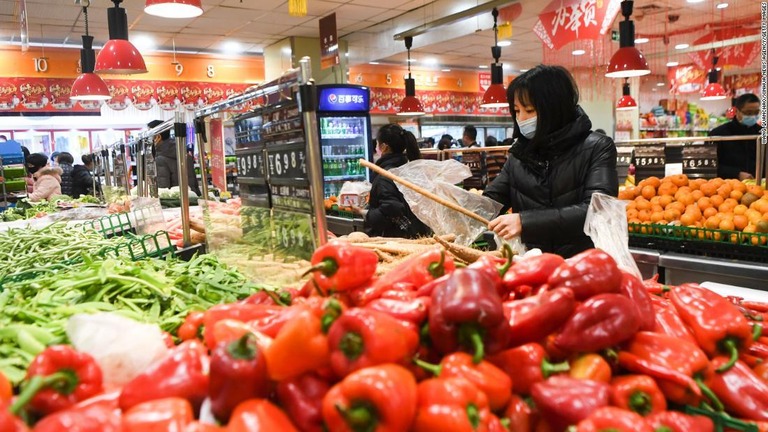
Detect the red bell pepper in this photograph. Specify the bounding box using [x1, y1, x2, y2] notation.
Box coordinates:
[468, 251, 512, 294]
[327, 308, 419, 377]
[365, 296, 430, 326]
[209, 333, 270, 423]
[554, 293, 640, 352]
[119, 340, 209, 412]
[609, 375, 666, 416]
[0, 371, 12, 404]
[619, 272, 656, 331]
[10, 345, 103, 417]
[226, 399, 298, 432]
[547, 249, 622, 301]
[430, 268, 510, 363]
[487, 343, 570, 395]
[203, 303, 283, 349]
[669, 283, 754, 372]
[650, 296, 696, 343]
[373, 249, 456, 294]
[247, 305, 310, 338]
[240, 288, 294, 306]
[530, 376, 610, 432]
[185, 421, 226, 432]
[276, 372, 330, 432]
[322, 364, 417, 432]
[576, 407, 654, 432]
[617, 332, 708, 406]
[414, 352, 513, 411]
[178, 311, 205, 341]
[264, 307, 330, 381]
[502, 253, 565, 297]
[305, 241, 378, 293]
[755, 362, 768, 383]
[121, 397, 193, 432]
[502, 394, 538, 432]
[569, 353, 612, 383]
[704, 357, 768, 421]
[645, 411, 715, 432]
[0, 403, 28, 432]
[503, 287, 576, 348]
[642, 274, 670, 296]
[412, 377, 496, 432]
[31, 392, 121, 432]
[415, 274, 450, 298]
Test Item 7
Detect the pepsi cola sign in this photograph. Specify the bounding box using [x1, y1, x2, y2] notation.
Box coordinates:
[318, 85, 369, 112]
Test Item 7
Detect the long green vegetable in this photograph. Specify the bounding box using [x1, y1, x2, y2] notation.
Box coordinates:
[0, 253, 266, 383]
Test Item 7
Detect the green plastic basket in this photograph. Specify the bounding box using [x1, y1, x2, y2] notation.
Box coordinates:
[78, 212, 133, 237]
[100, 230, 176, 261]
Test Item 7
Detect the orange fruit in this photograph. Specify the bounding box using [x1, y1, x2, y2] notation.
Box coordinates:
[618, 189, 635, 200]
[711, 178, 726, 189]
[746, 209, 763, 225]
[675, 192, 695, 207]
[651, 204, 664, 214]
[717, 184, 733, 199]
[669, 174, 689, 187]
[667, 202, 686, 214]
[719, 218, 736, 231]
[733, 204, 748, 215]
[635, 198, 652, 211]
[664, 208, 681, 222]
[691, 190, 704, 201]
[697, 197, 712, 211]
[657, 182, 679, 197]
[746, 184, 765, 197]
[730, 190, 744, 201]
[650, 196, 662, 206]
[705, 215, 721, 230]
[638, 210, 651, 222]
[733, 214, 749, 231]
[651, 211, 666, 223]
[626, 201, 637, 212]
[752, 199, 768, 214]
[729, 179, 747, 194]
[689, 178, 707, 191]
[718, 202, 735, 214]
[710, 195, 725, 208]
[718, 212, 734, 221]
[659, 195, 674, 209]
[699, 182, 717, 197]
[685, 204, 702, 220]
[703, 207, 718, 219]
[639, 176, 662, 189]
[641, 186, 656, 200]
[627, 209, 639, 220]
[680, 213, 696, 226]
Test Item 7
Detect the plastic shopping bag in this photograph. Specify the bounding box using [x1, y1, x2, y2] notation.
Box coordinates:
[584, 192, 642, 279]
[390, 159, 503, 246]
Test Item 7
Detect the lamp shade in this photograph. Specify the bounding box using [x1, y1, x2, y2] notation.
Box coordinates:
[701, 82, 727, 100]
[145, 0, 203, 18]
[397, 77, 425, 116]
[606, 47, 650, 78]
[481, 84, 508, 108]
[616, 94, 637, 110]
[95, 39, 148, 74]
[71, 73, 111, 101]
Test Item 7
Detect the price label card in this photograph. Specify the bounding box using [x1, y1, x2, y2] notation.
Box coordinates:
[272, 209, 315, 261]
[266, 141, 307, 181]
[270, 183, 312, 212]
[236, 146, 266, 183]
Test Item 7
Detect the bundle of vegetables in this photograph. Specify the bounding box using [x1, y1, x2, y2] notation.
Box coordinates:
[2, 242, 768, 431]
[0, 201, 58, 222]
[0, 254, 268, 384]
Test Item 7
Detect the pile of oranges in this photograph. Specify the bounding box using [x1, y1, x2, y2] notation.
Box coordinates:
[619, 174, 768, 245]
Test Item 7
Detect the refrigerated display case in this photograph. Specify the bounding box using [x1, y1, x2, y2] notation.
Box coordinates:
[316, 85, 373, 199]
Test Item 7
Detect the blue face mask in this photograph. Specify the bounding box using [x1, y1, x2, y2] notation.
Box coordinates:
[741, 115, 758, 127]
[517, 116, 537, 139]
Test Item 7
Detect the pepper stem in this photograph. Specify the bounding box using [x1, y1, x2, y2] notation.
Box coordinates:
[413, 357, 442, 376]
[311, 279, 327, 297]
[321, 299, 343, 334]
[427, 251, 447, 279]
[10, 370, 79, 415]
[339, 331, 365, 361]
[628, 391, 652, 416]
[753, 324, 763, 341]
[498, 243, 514, 277]
[655, 427, 674, 432]
[335, 403, 377, 432]
[459, 326, 486, 364]
[694, 377, 724, 412]
[302, 258, 339, 278]
[466, 403, 480, 430]
[227, 333, 256, 361]
[541, 358, 570, 378]
[263, 289, 289, 306]
[716, 338, 740, 373]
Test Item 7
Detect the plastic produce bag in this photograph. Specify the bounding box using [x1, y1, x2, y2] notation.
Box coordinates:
[584, 192, 642, 279]
[390, 159, 503, 246]
[66, 313, 170, 387]
[338, 180, 371, 207]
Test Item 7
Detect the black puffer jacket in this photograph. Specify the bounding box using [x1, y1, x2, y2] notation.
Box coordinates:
[59, 163, 74, 197]
[155, 138, 201, 196]
[364, 153, 431, 238]
[484, 108, 618, 257]
[71, 164, 95, 198]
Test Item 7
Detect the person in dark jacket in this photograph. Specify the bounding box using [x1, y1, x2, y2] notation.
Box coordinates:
[709, 93, 761, 179]
[148, 120, 201, 196]
[353, 124, 431, 238]
[460, 125, 487, 190]
[484, 65, 619, 258]
[71, 154, 98, 198]
[56, 152, 74, 197]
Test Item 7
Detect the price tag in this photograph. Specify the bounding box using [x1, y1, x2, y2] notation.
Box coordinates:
[236, 146, 266, 182]
[683, 158, 717, 169]
[272, 209, 314, 261]
[270, 184, 312, 212]
[266, 141, 307, 181]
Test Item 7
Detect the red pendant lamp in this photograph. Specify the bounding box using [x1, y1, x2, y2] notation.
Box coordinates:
[397, 36, 425, 116]
[481, 8, 508, 108]
[701, 51, 726, 100]
[71, 5, 111, 101]
[616, 79, 637, 110]
[95, 0, 148, 75]
[145, 0, 203, 19]
[606, 0, 650, 78]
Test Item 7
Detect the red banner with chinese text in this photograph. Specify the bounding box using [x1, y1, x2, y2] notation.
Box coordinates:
[209, 118, 226, 192]
[369, 87, 510, 116]
[667, 65, 707, 95]
[689, 29, 759, 70]
[534, 0, 621, 50]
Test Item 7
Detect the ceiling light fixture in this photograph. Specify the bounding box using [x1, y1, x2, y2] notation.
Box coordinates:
[634, 37, 649, 44]
[222, 41, 242, 54]
[656, 82, 665, 86]
[288, 0, 307, 17]
[716, 2, 729, 9]
[666, 61, 679, 67]
[441, 68, 451, 72]
[675, 43, 690, 49]
[95, 0, 147, 74]
[481, 8, 508, 109]
[498, 40, 512, 47]
[606, 1, 650, 78]
[144, 0, 202, 18]
[701, 50, 727, 100]
[397, 36, 425, 116]
[616, 79, 638, 110]
[369, 61, 380, 65]
[478, 65, 489, 69]
[686, 0, 705, 3]
[572, 49, 586, 56]
[71, 4, 111, 101]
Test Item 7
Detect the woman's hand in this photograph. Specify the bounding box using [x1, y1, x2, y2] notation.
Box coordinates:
[350, 205, 368, 218]
[488, 213, 522, 240]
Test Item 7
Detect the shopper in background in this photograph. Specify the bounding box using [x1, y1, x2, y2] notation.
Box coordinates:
[26, 153, 62, 202]
[352, 123, 431, 238]
[147, 120, 201, 196]
[49, 151, 60, 167]
[56, 152, 75, 197]
[72, 154, 98, 198]
[461, 125, 487, 190]
[485, 135, 498, 147]
[709, 93, 761, 180]
[437, 134, 454, 151]
[484, 65, 618, 257]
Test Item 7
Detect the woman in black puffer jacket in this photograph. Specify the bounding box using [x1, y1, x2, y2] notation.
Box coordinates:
[354, 124, 431, 239]
[484, 65, 618, 257]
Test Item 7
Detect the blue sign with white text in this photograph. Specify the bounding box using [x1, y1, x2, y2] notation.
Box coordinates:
[318, 86, 369, 112]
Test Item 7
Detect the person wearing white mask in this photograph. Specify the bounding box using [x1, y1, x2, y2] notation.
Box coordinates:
[483, 65, 618, 258]
[709, 93, 761, 180]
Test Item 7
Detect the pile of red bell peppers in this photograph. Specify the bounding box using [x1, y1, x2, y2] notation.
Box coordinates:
[2, 241, 768, 432]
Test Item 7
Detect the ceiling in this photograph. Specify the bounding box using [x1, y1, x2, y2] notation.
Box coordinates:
[0, 0, 761, 75]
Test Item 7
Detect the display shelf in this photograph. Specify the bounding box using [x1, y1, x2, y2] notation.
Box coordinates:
[325, 174, 366, 181]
